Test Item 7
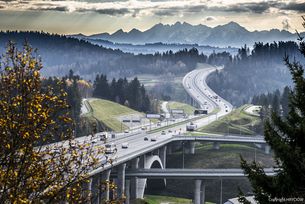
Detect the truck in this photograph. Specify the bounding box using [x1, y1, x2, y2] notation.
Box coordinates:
[186, 122, 197, 131]
[194, 109, 208, 115]
[105, 143, 117, 154]
[96, 132, 108, 142]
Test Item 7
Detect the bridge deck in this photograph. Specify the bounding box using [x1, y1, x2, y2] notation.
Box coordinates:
[119, 168, 276, 179]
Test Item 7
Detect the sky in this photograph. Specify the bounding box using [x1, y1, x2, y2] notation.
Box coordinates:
[0, 0, 304, 35]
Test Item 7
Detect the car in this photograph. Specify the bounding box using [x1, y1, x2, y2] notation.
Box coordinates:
[161, 130, 166, 135]
[144, 137, 149, 141]
[105, 143, 117, 154]
[168, 129, 172, 133]
[150, 136, 157, 141]
[226, 110, 228, 112]
[157, 122, 161, 126]
[124, 129, 129, 133]
[121, 142, 129, 149]
[141, 126, 147, 130]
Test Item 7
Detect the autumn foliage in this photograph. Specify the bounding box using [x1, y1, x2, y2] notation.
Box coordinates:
[0, 42, 105, 203]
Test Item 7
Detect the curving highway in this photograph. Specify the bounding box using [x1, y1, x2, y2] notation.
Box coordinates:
[88, 64, 259, 176]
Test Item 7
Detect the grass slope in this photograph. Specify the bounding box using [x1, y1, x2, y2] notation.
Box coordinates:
[198, 105, 261, 135]
[82, 98, 143, 132]
[144, 195, 192, 204]
[167, 101, 196, 115]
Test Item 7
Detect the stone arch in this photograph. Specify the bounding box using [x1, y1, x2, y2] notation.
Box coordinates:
[138, 155, 166, 198]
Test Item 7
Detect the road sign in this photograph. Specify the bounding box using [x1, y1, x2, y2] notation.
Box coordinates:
[171, 109, 184, 114]
[146, 114, 161, 119]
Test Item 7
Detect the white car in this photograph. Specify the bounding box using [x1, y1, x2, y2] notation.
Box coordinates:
[124, 129, 129, 133]
[121, 142, 129, 149]
[150, 136, 157, 141]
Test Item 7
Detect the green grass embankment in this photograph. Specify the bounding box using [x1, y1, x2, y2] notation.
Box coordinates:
[82, 98, 143, 132]
[198, 105, 261, 135]
[167, 101, 196, 115]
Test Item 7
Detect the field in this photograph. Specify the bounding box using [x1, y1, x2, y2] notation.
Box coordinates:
[134, 74, 189, 102]
[145, 143, 274, 203]
[81, 98, 144, 132]
[198, 105, 262, 135]
[167, 101, 196, 115]
[134, 195, 214, 204]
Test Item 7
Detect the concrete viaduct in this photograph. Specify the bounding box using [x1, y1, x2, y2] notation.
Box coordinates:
[85, 135, 272, 204]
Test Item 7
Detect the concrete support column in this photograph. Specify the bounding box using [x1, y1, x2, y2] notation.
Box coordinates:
[189, 142, 195, 154]
[130, 158, 140, 200]
[265, 145, 271, 154]
[100, 169, 111, 203]
[159, 146, 167, 168]
[194, 180, 202, 204]
[82, 177, 93, 203]
[117, 163, 127, 199]
[200, 184, 205, 204]
[213, 142, 220, 150]
[94, 174, 100, 204]
[125, 180, 130, 204]
[167, 144, 172, 155]
[139, 154, 146, 168]
[185, 142, 195, 154]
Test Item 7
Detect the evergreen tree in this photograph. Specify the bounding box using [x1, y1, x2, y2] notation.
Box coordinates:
[240, 30, 305, 202]
[271, 94, 280, 114]
[281, 86, 291, 117]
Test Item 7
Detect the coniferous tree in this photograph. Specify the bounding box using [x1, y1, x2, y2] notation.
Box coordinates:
[240, 28, 305, 202]
[281, 86, 291, 117]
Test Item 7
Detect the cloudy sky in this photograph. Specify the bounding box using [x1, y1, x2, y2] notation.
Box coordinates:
[0, 0, 304, 35]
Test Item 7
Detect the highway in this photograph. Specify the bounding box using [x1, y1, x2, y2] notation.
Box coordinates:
[88, 65, 244, 175]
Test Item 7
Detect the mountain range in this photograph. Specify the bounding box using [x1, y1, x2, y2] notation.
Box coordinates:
[70, 21, 302, 48]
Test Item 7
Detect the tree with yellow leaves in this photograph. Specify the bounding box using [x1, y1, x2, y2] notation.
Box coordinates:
[0, 42, 108, 203]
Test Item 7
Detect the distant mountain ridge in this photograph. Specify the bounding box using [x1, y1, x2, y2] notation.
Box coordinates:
[70, 21, 302, 47]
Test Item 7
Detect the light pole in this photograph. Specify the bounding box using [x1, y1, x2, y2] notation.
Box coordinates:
[220, 178, 223, 204]
[254, 143, 257, 162]
[182, 142, 185, 169]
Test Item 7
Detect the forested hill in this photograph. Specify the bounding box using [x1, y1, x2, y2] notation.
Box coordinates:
[0, 31, 126, 78]
[0, 31, 208, 79]
[207, 41, 305, 106]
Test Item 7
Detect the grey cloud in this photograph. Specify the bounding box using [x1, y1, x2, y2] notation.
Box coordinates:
[37, 6, 69, 12]
[154, 9, 178, 16]
[280, 2, 305, 13]
[205, 16, 216, 21]
[73, 7, 131, 15]
[210, 2, 278, 14]
[282, 18, 291, 30]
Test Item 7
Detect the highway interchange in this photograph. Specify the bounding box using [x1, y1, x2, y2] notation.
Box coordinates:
[87, 64, 247, 175]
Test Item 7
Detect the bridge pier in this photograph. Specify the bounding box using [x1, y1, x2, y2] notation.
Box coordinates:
[213, 142, 220, 150]
[184, 141, 195, 154]
[82, 177, 93, 203]
[125, 179, 130, 204]
[200, 184, 205, 204]
[100, 169, 111, 203]
[117, 163, 126, 199]
[264, 145, 271, 154]
[159, 146, 167, 168]
[194, 180, 202, 204]
[130, 157, 140, 200]
[167, 144, 173, 155]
